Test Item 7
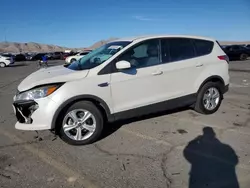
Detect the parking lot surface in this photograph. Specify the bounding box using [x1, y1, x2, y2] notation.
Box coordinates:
[0, 60, 250, 188]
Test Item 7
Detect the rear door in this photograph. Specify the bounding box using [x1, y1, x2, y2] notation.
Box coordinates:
[159, 38, 208, 98]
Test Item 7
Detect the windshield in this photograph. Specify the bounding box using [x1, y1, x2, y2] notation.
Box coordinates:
[67, 41, 131, 70]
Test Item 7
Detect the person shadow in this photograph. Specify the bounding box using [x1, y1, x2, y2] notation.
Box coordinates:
[183, 127, 239, 188]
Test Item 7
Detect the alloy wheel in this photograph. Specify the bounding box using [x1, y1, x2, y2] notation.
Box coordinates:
[202, 87, 220, 111]
[62, 109, 96, 141]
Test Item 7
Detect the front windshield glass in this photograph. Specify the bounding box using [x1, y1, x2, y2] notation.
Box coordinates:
[67, 41, 131, 70]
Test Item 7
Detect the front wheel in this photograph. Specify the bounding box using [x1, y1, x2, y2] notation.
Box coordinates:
[0, 62, 6, 68]
[194, 82, 223, 114]
[58, 101, 104, 145]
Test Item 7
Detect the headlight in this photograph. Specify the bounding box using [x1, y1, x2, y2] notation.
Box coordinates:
[15, 85, 61, 101]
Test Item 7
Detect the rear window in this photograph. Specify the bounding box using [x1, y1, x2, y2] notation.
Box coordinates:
[168, 38, 196, 62]
[193, 39, 214, 56]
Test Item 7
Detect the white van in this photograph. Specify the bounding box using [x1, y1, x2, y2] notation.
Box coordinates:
[13, 35, 229, 145]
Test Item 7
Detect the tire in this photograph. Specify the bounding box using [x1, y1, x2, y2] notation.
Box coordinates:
[70, 58, 76, 63]
[58, 101, 104, 145]
[194, 82, 223, 114]
[240, 54, 248, 61]
[0, 62, 6, 68]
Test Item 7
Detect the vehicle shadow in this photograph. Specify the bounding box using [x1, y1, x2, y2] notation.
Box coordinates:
[99, 106, 189, 141]
[183, 127, 239, 188]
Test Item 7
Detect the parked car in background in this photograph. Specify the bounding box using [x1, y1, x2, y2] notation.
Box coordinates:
[0, 54, 14, 67]
[13, 35, 229, 145]
[62, 52, 78, 60]
[45, 53, 53, 60]
[30, 53, 47, 61]
[24, 53, 34, 61]
[244, 44, 250, 49]
[14, 54, 26, 62]
[51, 52, 63, 60]
[65, 51, 92, 64]
[223, 45, 250, 60]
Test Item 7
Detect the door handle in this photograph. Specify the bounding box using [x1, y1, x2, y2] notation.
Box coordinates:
[152, 71, 163, 76]
[98, 82, 109, 87]
[196, 64, 203, 67]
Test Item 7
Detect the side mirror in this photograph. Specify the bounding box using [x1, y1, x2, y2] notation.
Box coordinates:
[116, 60, 131, 70]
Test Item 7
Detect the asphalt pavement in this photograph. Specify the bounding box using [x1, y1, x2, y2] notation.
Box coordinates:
[0, 60, 250, 188]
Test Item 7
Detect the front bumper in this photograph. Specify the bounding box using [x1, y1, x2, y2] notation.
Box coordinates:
[13, 97, 58, 131]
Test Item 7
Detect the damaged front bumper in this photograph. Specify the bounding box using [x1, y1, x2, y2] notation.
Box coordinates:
[13, 96, 58, 131]
[13, 100, 38, 124]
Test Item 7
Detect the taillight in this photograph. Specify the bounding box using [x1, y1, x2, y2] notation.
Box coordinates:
[218, 55, 229, 63]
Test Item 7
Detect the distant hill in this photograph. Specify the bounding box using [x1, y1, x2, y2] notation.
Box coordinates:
[0, 42, 71, 53]
[219, 41, 250, 45]
[0, 38, 249, 53]
[87, 38, 118, 50]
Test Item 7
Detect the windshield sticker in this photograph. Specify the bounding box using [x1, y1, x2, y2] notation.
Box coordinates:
[108, 45, 123, 50]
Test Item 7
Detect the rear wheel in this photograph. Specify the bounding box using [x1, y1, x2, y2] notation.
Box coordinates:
[194, 82, 223, 114]
[0, 62, 6, 68]
[240, 53, 248, 61]
[58, 101, 104, 145]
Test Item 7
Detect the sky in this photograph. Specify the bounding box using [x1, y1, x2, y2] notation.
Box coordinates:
[0, 0, 250, 47]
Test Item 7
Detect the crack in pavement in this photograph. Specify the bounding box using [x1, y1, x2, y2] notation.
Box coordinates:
[94, 143, 156, 160]
[94, 142, 181, 188]
[160, 146, 175, 188]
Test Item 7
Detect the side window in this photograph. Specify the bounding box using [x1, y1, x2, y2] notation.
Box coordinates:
[118, 39, 160, 68]
[168, 38, 195, 62]
[193, 39, 214, 56]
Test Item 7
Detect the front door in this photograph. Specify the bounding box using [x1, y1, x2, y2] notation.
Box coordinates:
[110, 39, 165, 113]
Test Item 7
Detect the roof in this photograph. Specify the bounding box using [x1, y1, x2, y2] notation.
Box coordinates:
[112, 35, 215, 42]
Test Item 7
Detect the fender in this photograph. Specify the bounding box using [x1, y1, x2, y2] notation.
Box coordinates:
[197, 75, 225, 93]
[51, 94, 113, 130]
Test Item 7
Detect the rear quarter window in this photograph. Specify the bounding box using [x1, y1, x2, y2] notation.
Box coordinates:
[193, 39, 214, 56]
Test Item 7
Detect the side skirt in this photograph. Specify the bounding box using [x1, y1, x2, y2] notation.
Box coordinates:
[109, 93, 197, 122]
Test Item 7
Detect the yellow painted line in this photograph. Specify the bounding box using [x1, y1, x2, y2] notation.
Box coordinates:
[0, 129, 98, 188]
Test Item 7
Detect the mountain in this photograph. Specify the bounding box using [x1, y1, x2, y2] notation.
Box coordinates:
[87, 38, 118, 50]
[0, 42, 70, 53]
[0, 39, 249, 53]
[219, 41, 250, 45]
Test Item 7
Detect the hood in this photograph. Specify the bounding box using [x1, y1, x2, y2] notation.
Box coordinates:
[18, 65, 89, 92]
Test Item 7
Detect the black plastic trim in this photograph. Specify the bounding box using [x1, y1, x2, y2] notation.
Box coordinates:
[13, 100, 36, 107]
[52, 95, 112, 129]
[113, 93, 197, 121]
[198, 75, 225, 93]
[223, 84, 229, 94]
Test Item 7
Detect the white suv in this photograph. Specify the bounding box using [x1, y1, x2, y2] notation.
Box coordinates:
[13, 35, 229, 145]
[0, 54, 14, 67]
